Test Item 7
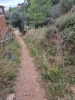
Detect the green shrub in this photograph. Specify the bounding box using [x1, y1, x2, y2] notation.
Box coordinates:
[73, 0, 75, 5]
[10, 88, 15, 93]
[50, 4, 62, 19]
[11, 12, 24, 35]
[50, 81, 69, 98]
[60, 0, 73, 14]
[6, 20, 10, 25]
[44, 67, 64, 82]
[8, 73, 16, 81]
[55, 13, 75, 31]
[5, 12, 10, 21]
[51, 0, 60, 5]
[46, 28, 52, 39]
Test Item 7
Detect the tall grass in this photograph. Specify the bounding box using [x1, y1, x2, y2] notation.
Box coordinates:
[0, 39, 21, 99]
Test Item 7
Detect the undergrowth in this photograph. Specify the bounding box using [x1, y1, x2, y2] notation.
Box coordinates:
[0, 39, 21, 99]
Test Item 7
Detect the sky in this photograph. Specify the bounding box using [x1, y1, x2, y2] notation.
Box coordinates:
[0, 0, 24, 9]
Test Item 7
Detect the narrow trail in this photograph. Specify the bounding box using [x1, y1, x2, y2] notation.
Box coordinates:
[14, 30, 46, 100]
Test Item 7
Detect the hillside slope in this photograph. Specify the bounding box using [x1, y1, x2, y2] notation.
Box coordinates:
[24, 8, 75, 100]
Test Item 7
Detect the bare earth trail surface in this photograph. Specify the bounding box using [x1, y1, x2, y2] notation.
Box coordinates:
[14, 30, 46, 100]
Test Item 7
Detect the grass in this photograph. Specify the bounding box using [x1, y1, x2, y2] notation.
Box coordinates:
[24, 26, 75, 100]
[10, 88, 15, 93]
[8, 73, 16, 81]
[0, 39, 21, 99]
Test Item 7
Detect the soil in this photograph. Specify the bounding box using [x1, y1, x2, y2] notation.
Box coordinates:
[14, 30, 46, 100]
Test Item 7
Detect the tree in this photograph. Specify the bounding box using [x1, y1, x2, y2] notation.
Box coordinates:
[27, 0, 51, 25]
[11, 12, 25, 35]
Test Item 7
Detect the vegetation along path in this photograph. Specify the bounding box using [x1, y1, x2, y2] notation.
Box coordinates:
[14, 30, 46, 100]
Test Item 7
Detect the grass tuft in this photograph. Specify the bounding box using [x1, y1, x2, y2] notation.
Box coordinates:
[8, 73, 16, 81]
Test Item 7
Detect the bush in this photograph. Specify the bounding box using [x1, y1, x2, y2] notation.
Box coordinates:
[73, 0, 75, 5]
[55, 13, 75, 31]
[5, 12, 11, 25]
[11, 12, 25, 35]
[50, 0, 73, 20]
[60, 0, 73, 14]
[51, 0, 60, 5]
[46, 28, 52, 39]
[50, 4, 62, 19]
[5, 12, 10, 20]
[6, 20, 10, 25]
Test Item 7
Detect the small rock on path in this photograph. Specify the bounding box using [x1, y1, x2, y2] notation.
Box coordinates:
[6, 93, 15, 100]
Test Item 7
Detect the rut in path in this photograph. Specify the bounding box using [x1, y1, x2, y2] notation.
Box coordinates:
[14, 30, 46, 100]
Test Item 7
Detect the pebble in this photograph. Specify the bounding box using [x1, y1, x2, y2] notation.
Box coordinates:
[6, 93, 15, 100]
[24, 93, 28, 96]
[36, 89, 39, 92]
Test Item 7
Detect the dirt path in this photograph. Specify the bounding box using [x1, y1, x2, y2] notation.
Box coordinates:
[14, 30, 46, 100]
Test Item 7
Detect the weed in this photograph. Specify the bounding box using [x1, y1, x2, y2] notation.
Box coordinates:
[24, 37, 31, 44]
[10, 88, 15, 93]
[44, 67, 64, 82]
[8, 73, 16, 81]
[46, 28, 52, 39]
